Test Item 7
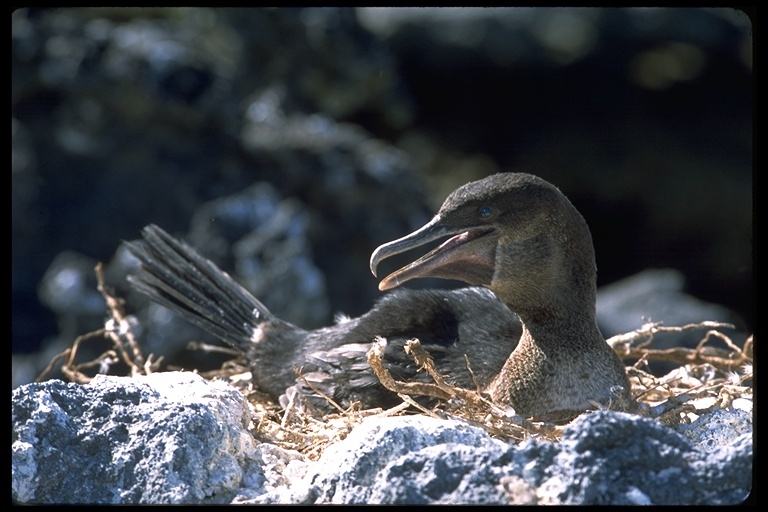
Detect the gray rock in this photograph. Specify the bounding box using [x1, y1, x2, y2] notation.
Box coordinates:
[12, 372, 752, 505]
[305, 415, 512, 504]
[518, 410, 752, 505]
[12, 373, 280, 504]
[303, 410, 752, 505]
[679, 406, 753, 453]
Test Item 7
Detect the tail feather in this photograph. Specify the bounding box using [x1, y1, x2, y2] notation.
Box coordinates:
[124, 224, 272, 350]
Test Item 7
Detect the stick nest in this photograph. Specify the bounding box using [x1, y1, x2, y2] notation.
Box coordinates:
[39, 263, 753, 460]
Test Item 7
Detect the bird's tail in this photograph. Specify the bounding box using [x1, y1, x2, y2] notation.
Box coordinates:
[124, 224, 274, 351]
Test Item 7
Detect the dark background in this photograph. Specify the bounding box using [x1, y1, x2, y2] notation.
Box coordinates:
[12, 8, 752, 385]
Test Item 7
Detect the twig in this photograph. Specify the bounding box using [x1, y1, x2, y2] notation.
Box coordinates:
[367, 336, 567, 441]
[397, 393, 443, 418]
[464, 354, 483, 393]
[36, 328, 108, 383]
[608, 321, 736, 347]
[38, 262, 160, 384]
[367, 337, 452, 401]
[95, 262, 152, 376]
[608, 321, 750, 371]
[293, 365, 348, 414]
[35, 349, 72, 382]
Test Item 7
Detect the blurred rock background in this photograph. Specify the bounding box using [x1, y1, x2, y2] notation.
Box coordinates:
[12, 8, 752, 387]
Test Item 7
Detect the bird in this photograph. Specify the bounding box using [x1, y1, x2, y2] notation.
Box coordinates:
[124, 172, 630, 420]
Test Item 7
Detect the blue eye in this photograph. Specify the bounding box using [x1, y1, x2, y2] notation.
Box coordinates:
[479, 206, 493, 218]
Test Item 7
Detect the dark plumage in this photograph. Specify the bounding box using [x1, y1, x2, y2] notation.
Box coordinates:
[125, 172, 630, 419]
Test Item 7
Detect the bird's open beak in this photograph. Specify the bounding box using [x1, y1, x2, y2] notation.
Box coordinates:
[370, 215, 498, 291]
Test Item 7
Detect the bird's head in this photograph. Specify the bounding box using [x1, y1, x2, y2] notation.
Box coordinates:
[370, 173, 597, 316]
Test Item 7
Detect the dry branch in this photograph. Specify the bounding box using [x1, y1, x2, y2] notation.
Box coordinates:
[608, 321, 752, 371]
[367, 336, 563, 441]
[37, 262, 161, 383]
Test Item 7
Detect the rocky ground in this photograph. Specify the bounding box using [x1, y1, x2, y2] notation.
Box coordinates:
[12, 368, 752, 505]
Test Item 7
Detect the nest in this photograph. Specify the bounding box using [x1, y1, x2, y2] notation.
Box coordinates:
[39, 263, 754, 460]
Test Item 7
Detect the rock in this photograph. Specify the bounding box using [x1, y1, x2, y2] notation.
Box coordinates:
[12, 373, 278, 504]
[301, 410, 751, 505]
[519, 410, 752, 505]
[305, 415, 512, 504]
[12, 372, 752, 505]
[678, 406, 753, 453]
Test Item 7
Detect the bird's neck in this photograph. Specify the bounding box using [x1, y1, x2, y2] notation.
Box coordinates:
[516, 306, 604, 355]
[487, 305, 609, 418]
[496, 271, 601, 351]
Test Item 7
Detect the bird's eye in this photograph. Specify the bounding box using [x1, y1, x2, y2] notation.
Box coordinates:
[478, 205, 494, 218]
